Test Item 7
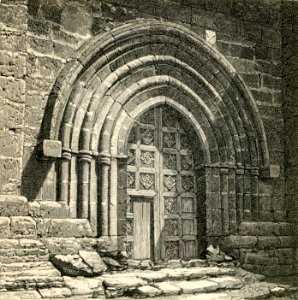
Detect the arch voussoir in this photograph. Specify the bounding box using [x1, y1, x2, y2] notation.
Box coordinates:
[41, 20, 270, 240]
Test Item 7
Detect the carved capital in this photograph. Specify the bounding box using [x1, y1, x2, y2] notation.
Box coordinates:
[79, 150, 92, 163]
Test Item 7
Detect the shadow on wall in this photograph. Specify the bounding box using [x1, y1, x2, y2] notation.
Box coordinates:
[21, 80, 60, 201]
[21, 146, 55, 201]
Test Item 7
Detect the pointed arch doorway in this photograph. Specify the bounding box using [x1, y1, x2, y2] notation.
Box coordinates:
[125, 104, 205, 262]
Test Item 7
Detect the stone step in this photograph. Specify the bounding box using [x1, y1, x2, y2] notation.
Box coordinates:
[0, 239, 49, 262]
[102, 267, 241, 298]
[0, 262, 64, 290]
[0, 261, 55, 272]
[0, 216, 92, 239]
[36, 218, 92, 237]
[0, 195, 28, 217]
[0, 195, 71, 219]
[107, 266, 235, 283]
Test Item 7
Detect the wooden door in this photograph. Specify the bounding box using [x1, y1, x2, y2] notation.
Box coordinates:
[133, 199, 152, 259]
[126, 105, 200, 261]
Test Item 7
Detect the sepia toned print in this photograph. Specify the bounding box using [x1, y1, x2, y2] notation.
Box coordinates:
[0, 0, 297, 299]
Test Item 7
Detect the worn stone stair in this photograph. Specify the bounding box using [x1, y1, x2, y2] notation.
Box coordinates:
[0, 196, 97, 293]
[101, 266, 244, 298]
[0, 239, 64, 290]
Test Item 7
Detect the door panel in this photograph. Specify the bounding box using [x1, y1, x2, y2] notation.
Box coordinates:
[126, 105, 200, 261]
[133, 199, 151, 260]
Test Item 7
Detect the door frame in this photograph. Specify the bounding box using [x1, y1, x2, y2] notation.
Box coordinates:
[125, 105, 202, 262]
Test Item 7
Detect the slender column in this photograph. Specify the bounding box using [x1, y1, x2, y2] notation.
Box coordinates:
[235, 167, 244, 225]
[79, 151, 92, 219]
[243, 169, 252, 221]
[220, 167, 229, 235]
[69, 155, 78, 217]
[59, 148, 71, 203]
[89, 158, 98, 236]
[99, 154, 111, 237]
[109, 157, 118, 236]
[250, 168, 259, 221]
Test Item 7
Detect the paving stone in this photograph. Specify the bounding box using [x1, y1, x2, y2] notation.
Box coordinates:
[184, 259, 208, 267]
[137, 271, 168, 282]
[134, 285, 162, 297]
[103, 276, 147, 289]
[0, 291, 41, 299]
[168, 292, 232, 300]
[63, 276, 93, 296]
[92, 286, 105, 298]
[153, 282, 182, 295]
[166, 268, 190, 280]
[209, 276, 243, 289]
[171, 279, 219, 294]
[231, 282, 271, 299]
[187, 267, 235, 279]
[79, 250, 107, 274]
[38, 287, 72, 298]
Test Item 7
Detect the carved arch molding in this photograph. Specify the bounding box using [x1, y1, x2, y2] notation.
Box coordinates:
[41, 20, 270, 245]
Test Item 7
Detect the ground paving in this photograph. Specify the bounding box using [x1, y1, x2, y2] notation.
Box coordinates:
[0, 264, 298, 299]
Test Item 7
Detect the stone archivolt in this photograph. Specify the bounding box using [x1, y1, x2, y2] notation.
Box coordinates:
[41, 20, 270, 239]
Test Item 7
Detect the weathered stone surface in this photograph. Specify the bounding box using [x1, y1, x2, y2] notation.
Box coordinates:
[61, 4, 92, 36]
[103, 276, 147, 289]
[0, 77, 25, 103]
[187, 267, 235, 279]
[209, 276, 243, 289]
[153, 282, 181, 295]
[0, 217, 10, 237]
[171, 279, 219, 294]
[134, 285, 162, 297]
[0, 195, 28, 216]
[239, 222, 293, 236]
[232, 282, 271, 299]
[38, 287, 72, 298]
[0, 291, 41, 299]
[51, 254, 93, 276]
[137, 271, 168, 282]
[79, 250, 107, 274]
[36, 218, 92, 237]
[63, 276, 93, 296]
[102, 256, 122, 270]
[29, 201, 70, 218]
[10, 216, 36, 238]
[42, 140, 62, 158]
[270, 286, 287, 297]
[166, 268, 190, 280]
[42, 237, 80, 255]
[0, 158, 21, 193]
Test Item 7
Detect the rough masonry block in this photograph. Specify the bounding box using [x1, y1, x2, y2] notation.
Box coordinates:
[10, 216, 36, 238]
[42, 140, 62, 158]
[0, 195, 28, 216]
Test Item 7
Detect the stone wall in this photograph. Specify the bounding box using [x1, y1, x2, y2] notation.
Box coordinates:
[0, 0, 27, 194]
[0, 0, 296, 278]
[282, 0, 298, 277]
[17, 0, 284, 208]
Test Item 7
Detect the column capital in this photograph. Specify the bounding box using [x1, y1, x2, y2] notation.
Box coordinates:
[79, 150, 92, 163]
[98, 152, 111, 165]
[61, 147, 72, 160]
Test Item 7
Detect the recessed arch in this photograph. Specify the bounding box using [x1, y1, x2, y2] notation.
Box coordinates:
[43, 20, 269, 167]
[41, 20, 270, 247]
